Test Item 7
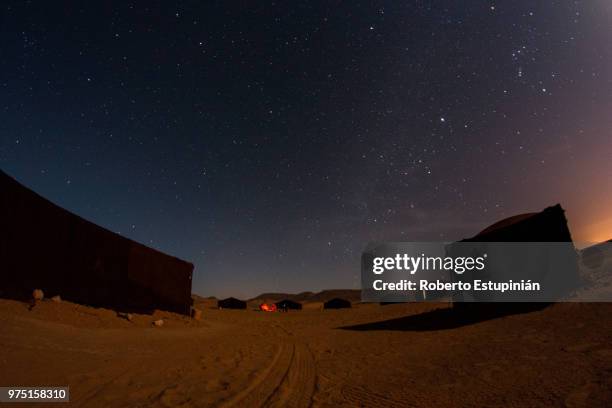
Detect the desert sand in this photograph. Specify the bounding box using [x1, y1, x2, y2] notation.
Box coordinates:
[0, 297, 611, 407]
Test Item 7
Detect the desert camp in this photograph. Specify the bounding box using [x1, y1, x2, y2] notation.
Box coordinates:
[1, 198, 611, 406]
[2, 2, 612, 404]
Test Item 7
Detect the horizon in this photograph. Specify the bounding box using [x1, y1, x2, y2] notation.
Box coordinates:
[3, 168, 609, 299]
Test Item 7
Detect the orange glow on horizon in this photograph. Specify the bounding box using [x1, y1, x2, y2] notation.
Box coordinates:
[573, 216, 612, 246]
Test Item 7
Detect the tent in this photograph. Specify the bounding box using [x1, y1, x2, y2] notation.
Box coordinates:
[447, 203, 578, 304]
[323, 298, 351, 309]
[0, 170, 194, 315]
[217, 297, 247, 309]
[275, 299, 302, 310]
[465, 204, 573, 242]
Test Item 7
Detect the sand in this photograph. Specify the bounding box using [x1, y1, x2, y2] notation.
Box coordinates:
[0, 298, 611, 407]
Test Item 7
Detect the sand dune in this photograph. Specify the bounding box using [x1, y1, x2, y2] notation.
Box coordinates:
[1, 298, 611, 407]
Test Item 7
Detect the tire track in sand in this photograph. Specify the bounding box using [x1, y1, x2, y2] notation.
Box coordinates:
[220, 325, 316, 408]
[266, 341, 316, 408]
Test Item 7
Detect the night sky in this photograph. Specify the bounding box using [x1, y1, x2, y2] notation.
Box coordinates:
[2, 2, 611, 298]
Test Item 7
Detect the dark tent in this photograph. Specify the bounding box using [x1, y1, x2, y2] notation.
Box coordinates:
[0, 170, 193, 315]
[217, 297, 247, 309]
[465, 204, 573, 242]
[448, 203, 578, 308]
[324, 298, 351, 309]
[275, 299, 302, 310]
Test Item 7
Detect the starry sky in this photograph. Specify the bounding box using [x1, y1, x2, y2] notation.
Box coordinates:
[2, 1, 611, 298]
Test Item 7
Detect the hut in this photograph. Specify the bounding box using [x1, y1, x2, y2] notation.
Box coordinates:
[0, 170, 193, 315]
[323, 298, 351, 309]
[275, 299, 302, 311]
[217, 297, 247, 309]
[447, 203, 579, 304]
[464, 204, 574, 242]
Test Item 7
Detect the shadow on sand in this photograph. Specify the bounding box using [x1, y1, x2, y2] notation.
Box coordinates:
[339, 303, 551, 332]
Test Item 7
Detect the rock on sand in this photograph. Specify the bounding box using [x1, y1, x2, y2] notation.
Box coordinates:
[32, 289, 44, 301]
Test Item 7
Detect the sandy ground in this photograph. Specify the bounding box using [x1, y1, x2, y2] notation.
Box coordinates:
[0, 298, 611, 407]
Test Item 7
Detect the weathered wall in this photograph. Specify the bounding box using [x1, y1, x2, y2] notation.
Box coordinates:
[0, 170, 193, 315]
